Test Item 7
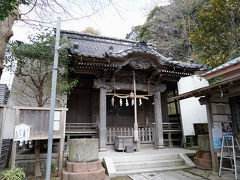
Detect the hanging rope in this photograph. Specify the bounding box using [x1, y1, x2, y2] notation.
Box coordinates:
[108, 93, 149, 100]
[147, 79, 150, 95]
[111, 75, 117, 106]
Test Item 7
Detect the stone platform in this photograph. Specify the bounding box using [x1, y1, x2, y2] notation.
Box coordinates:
[62, 160, 108, 180]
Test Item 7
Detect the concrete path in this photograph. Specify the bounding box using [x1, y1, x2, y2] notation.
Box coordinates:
[128, 169, 239, 180]
[129, 170, 207, 180]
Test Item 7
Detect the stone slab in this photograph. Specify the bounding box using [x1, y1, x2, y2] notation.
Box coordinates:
[103, 157, 116, 178]
[69, 138, 98, 163]
[179, 153, 196, 168]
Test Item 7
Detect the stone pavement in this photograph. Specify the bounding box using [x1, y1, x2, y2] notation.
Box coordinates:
[129, 170, 207, 180]
[127, 168, 238, 180]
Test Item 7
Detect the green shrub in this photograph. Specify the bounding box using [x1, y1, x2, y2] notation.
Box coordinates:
[0, 168, 25, 180]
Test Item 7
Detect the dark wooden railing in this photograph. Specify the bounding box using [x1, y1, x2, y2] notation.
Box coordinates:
[163, 123, 182, 147]
[65, 122, 98, 136]
[107, 127, 154, 145]
[65, 122, 182, 147]
[107, 123, 182, 146]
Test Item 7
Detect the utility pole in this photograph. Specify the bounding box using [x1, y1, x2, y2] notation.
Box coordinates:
[46, 17, 61, 180]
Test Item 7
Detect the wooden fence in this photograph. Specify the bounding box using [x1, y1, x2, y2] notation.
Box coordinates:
[107, 127, 154, 145]
[106, 123, 182, 145]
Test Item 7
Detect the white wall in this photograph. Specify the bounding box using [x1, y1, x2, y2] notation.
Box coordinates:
[178, 75, 209, 136]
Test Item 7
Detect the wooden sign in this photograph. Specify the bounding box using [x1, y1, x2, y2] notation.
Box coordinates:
[14, 124, 30, 141]
[54, 111, 60, 131]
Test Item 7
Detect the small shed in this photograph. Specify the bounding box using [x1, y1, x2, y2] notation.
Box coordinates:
[173, 56, 240, 172]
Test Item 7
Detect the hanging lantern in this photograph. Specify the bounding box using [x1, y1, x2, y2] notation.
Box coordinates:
[129, 91, 134, 98]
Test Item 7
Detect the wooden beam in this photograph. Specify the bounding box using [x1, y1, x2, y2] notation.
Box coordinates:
[206, 99, 219, 172]
[94, 79, 166, 92]
[12, 107, 68, 111]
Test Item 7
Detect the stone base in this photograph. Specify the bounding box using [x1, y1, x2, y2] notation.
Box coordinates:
[194, 150, 212, 170]
[155, 145, 165, 149]
[69, 139, 98, 162]
[194, 157, 212, 170]
[99, 148, 108, 152]
[62, 160, 108, 180]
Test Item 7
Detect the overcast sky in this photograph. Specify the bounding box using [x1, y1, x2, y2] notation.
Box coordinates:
[12, 0, 169, 40]
[1, 0, 169, 85]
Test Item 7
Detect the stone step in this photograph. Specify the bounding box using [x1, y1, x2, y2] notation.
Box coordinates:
[104, 153, 196, 178]
[115, 159, 184, 171]
[112, 154, 179, 163]
[116, 165, 189, 177]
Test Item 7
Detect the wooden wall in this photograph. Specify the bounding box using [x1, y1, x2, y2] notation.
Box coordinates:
[66, 83, 174, 127]
[106, 96, 154, 127]
[230, 96, 240, 135]
[67, 89, 92, 123]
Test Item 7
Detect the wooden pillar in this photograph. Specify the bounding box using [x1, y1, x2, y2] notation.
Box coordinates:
[58, 138, 64, 176]
[10, 108, 19, 169]
[206, 100, 218, 173]
[99, 87, 107, 151]
[35, 140, 42, 177]
[154, 91, 164, 148]
[58, 110, 66, 176]
[161, 92, 169, 123]
[10, 141, 17, 168]
[67, 134, 70, 152]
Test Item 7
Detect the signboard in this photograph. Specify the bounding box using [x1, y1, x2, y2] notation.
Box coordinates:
[14, 124, 30, 141]
[212, 122, 223, 149]
[53, 111, 60, 131]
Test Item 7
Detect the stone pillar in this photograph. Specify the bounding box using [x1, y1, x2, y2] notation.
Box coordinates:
[154, 91, 164, 148]
[99, 87, 107, 151]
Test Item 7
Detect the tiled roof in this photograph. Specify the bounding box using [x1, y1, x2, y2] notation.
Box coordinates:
[61, 30, 207, 70]
[202, 56, 240, 76]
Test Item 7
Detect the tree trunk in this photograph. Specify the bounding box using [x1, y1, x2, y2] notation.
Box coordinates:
[35, 140, 42, 177]
[0, 11, 19, 78]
